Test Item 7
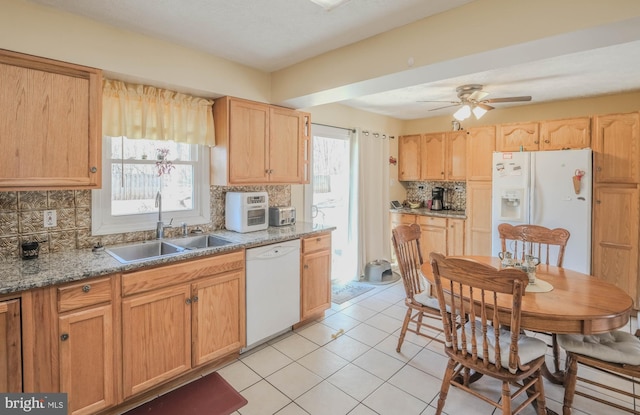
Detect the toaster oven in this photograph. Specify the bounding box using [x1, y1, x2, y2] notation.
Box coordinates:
[225, 191, 269, 233]
[269, 206, 296, 227]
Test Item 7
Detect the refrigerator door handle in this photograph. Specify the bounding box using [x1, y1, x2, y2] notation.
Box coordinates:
[529, 154, 536, 224]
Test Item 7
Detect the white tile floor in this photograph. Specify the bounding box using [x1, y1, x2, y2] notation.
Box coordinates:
[216, 281, 638, 415]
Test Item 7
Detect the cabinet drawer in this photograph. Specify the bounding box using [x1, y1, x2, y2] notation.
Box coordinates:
[58, 277, 112, 313]
[302, 233, 331, 254]
[416, 216, 447, 228]
[122, 250, 245, 296]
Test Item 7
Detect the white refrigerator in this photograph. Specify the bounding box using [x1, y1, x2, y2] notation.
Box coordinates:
[491, 149, 592, 274]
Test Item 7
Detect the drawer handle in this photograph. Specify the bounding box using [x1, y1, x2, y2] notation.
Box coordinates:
[82, 285, 91, 293]
[61, 333, 69, 341]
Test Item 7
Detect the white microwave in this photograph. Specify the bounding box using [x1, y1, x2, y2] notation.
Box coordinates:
[225, 191, 269, 233]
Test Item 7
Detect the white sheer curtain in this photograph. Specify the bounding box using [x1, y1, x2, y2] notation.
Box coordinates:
[354, 128, 391, 278]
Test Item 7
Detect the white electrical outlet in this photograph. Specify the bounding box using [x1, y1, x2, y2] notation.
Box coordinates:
[44, 210, 57, 227]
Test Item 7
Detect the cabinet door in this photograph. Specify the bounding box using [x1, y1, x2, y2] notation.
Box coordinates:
[0, 51, 101, 190]
[228, 99, 269, 184]
[497, 122, 539, 151]
[466, 126, 496, 181]
[446, 131, 467, 181]
[59, 305, 115, 415]
[593, 112, 640, 184]
[192, 271, 245, 366]
[301, 249, 331, 320]
[269, 106, 305, 183]
[398, 134, 421, 181]
[592, 185, 640, 305]
[540, 117, 591, 150]
[417, 216, 447, 259]
[447, 219, 465, 256]
[122, 285, 191, 398]
[465, 181, 493, 256]
[0, 299, 21, 392]
[422, 133, 446, 180]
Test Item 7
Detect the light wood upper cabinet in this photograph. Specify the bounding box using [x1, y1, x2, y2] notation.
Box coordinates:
[0, 299, 21, 392]
[421, 133, 446, 180]
[212, 96, 310, 185]
[398, 134, 422, 181]
[301, 233, 332, 320]
[592, 184, 640, 306]
[496, 122, 539, 152]
[0, 49, 102, 190]
[498, 117, 591, 152]
[593, 112, 640, 184]
[466, 126, 496, 181]
[540, 117, 590, 150]
[446, 131, 467, 181]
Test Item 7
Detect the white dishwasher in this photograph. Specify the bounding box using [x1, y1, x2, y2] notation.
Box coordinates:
[244, 239, 301, 350]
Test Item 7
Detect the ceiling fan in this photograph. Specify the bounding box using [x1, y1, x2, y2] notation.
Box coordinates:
[419, 84, 532, 120]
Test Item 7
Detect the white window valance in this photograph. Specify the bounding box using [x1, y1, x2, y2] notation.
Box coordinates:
[102, 79, 215, 146]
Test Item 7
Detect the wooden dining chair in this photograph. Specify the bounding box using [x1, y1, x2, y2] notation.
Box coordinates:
[498, 222, 570, 375]
[391, 224, 444, 352]
[498, 223, 570, 267]
[430, 252, 548, 415]
[557, 331, 640, 414]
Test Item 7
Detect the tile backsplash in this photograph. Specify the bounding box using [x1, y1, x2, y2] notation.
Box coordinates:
[403, 181, 466, 211]
[0, 185, 290, 260]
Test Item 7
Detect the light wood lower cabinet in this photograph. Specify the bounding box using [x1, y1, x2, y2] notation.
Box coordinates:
[0, 298, 22, 392]
[301, 233, 332, 320]
[465, 181, 493, 256]
[121, 252, 245, 399]
[417, 216, 447, 258]
[447, 219, 465, 256]
[56, 276, 117, 415]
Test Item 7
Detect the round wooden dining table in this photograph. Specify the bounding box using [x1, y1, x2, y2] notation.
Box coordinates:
[421, 255, 634, 389]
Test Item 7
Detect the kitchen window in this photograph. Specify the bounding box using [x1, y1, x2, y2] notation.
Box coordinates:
[92, 136, 210, 235]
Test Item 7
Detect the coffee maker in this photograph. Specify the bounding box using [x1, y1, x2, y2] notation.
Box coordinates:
[431, 187, 444, 211]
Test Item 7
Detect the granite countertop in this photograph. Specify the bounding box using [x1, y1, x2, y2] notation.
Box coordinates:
[390, 207, 466, 219]
[0, 222, 335, 296]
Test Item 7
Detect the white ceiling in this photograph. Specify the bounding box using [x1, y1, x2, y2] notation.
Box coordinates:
[26, 0, 640, 120]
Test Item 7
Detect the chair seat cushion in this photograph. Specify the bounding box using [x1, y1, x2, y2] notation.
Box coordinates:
[557, 331, 640, 365]
[413, 291, 441, 310]
[452, 321, 547, 373]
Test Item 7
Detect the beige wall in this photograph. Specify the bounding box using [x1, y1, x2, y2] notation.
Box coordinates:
[402, 91, 640, 134]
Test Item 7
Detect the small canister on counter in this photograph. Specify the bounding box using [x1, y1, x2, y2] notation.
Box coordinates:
[21, 241, 40, 260]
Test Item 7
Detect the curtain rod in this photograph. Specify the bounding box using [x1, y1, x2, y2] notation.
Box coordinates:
[311, 122, 356, 133]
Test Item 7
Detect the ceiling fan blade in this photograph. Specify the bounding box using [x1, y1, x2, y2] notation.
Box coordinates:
[417, 100, 459, 103]
[468, 90, 489, 101]
[428, 104, 460, 111]
[484, 96, 532, 103]
[476, 103, 494, 111]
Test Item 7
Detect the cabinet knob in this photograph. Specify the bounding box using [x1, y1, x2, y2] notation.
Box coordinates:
[82, 284, 91, 293]
[192, 296, 199, 303]
[304, 264, 309, 269]
[185, 298, 192, 305]
[90, 166, 97, 173]
[534, 140, 539, 144]
[61, 333, 69, 341]
[544, 139, 550, 143]
[597, 166, 602, 172]
[596, 200, 601, 204]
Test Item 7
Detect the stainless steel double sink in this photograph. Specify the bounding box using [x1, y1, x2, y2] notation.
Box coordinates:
[106, 234, 235, 264]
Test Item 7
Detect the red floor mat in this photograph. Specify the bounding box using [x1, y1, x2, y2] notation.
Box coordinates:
[124, 372, 247, 415]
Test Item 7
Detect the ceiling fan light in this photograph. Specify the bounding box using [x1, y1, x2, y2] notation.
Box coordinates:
[308, 0, 351, 10]
[473, 105, 488, 119]
[453, 105, 471, 121]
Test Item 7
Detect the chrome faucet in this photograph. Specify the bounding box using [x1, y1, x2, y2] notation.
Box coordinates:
[155, 191, 173, 239]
